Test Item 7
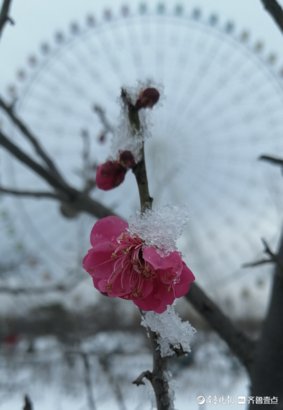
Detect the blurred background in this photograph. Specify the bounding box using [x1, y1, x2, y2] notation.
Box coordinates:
[1, 0, 283, 408]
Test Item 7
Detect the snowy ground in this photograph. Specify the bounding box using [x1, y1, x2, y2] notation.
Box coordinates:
[0, 331, 249, 410]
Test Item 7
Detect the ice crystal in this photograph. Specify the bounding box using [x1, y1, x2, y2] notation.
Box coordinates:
[128, 205, 189, 252]
[141, 306, 196, 358]
[110, 82, 162, 161]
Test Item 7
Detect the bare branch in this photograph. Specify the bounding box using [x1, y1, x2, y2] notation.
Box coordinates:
[93, 104, 114, 134]
[23, 394, 33, 410]
[242, 258, 272, 268]
[133, 370, 152, 386]
[262, 238, 283, 278]
[0, 96, 64, 179]
[99, 356, 127, 410]
[0, 130, 114, 218]
[185, 283, 255, 375]
[260, 0, 283, 33]
[0, 186, 63, 200]
[242, 238, 283, 278]
[80, 353, 96, 410]
[259, 154, 283, 168]
[0, 0, 14, 38]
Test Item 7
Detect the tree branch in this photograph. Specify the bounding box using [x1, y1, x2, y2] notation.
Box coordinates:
[122, 89, 171, 409]
[0, 186, 63, 200]
[0, 129, 115, 218]
[185, 283, 255, 375]
[0, 0, 14, 38]
[0, 102, 255, 380]
[93, 104, 114, 134]
[242, 238, 283, 279]
[259, 154, 283, 168]
[0, 96, 64, 179]
[80, 352, 96, 410]
[260, 0, 283, 33]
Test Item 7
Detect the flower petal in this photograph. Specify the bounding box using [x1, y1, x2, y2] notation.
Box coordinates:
[143, 247, 183, 273]
[174, 263, 195, 297]
[90, 216, 128, 246]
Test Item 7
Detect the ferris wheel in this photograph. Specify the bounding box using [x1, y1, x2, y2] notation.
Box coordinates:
[1, 2, 283, 311]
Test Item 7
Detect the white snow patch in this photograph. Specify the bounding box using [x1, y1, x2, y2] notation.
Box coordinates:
[141, 306, 196, 358]
[110, 82, 163, 161]
[128, 205, 189, 252]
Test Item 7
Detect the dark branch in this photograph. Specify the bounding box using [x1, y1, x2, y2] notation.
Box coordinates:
[243, 238, 283, 279]
[0, 130, 115, 218]
[260, 0, 283, 33]
[23, 394, 33, 410]
[133, 370, 152, 386]
[0, 101, 255, 382]
[0, 96, 64, 179]
[0, 0, 14, 38]
[259, 154, 283, 167]
[242, 258, 272, 268]
[80, 353, 96, 410]
[93, 104, 114, 134]
[185, 283, 255, 374]
[0, 186, 63, 200]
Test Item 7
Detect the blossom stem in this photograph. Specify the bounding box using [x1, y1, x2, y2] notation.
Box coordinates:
[123, 90, 172, 409]
[121, 89, 153, 212]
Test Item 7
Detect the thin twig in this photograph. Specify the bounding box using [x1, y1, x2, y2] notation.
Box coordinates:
[259, 154, 283, 167]
[0, 186, 63, 200]
[260, 0, 283, 33]
[0, 129, 115, 218]
[242, 238, 283, 278]
[80, 353, 96, 410]
[0, 0, 14, 38]
[99, 356, 127, 410]
[0, 96, 64, 179]
[93, 104, 114, 134]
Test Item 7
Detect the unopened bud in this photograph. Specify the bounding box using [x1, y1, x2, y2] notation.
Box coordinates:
[119, 150, 136, 169]
[96, 161, 127, 190]
[135, 87, 160, 110]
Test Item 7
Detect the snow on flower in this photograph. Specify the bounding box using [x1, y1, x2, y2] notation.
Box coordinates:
[141, 306, 196, 357]
[128, 205, 189, 252]
[82, 214, 195, 313]
[110, 82, 162, 161]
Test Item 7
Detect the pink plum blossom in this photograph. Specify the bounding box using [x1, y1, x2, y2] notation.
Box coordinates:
[83, 216, 195, 313]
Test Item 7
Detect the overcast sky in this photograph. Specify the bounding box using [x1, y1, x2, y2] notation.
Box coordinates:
[1, 0, 283, 90]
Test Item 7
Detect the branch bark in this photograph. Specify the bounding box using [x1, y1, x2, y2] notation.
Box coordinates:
[0, 0, 13, 38]
[260, 0, 283, 33]
[0, 96, 64, 179]
[123, 89, 171, 410]
[0, 186, 63, 200]
[0, 130, 115, 219]
[185, 283, 255, 374]
[249, 234, 283, 407]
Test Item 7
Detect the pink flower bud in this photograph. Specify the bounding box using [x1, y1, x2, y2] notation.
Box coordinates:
[96, 161, 127, 190]
[119, 150, 136, 169]
[135, 87, 160, 110]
